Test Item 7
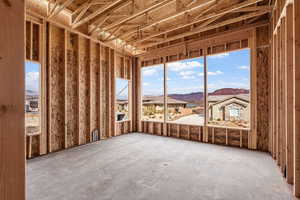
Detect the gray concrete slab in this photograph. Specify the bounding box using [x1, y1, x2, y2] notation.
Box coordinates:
[27, 133, 296, 200]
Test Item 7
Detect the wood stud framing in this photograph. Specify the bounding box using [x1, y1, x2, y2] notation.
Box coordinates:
[25, 20, 133, 157]
[269, 0, 300, 197]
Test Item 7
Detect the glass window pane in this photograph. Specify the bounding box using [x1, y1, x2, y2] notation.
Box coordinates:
[142, 64, 164, 122]
[25, 61, 41, 134]
[166, 58, 204, 126]
[207, 49, 250, 128]
[116, 78, 130, 121]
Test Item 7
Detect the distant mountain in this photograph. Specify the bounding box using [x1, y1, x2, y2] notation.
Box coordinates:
[209, 88, 249, 96]
[26, 90, 39, 96]
[168, 88, 249, 105]
[169, 92, 204, 105]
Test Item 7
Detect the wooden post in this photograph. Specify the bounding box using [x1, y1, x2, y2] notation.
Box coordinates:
[204, 52, 208, 142]
[285, 4, 294, 184]
[0, 1, 25, 199]
[294, 0, 300, 196]
[249, 29, 257, 150]
[163, 62, 167, 136]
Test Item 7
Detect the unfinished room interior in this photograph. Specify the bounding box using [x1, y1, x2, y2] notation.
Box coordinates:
[1, 0, 300, 199]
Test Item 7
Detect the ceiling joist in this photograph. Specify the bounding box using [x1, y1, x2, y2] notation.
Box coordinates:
[132, 0, 266, 45]
[138, 9, 269, 49]
[114, 0, 217, 40]
[48, 0, 74, 19]
[102, 0, 176, 32]
[72, 0, 129, 29]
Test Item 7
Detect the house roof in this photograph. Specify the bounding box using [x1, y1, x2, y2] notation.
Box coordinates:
[208, 94, 250, 103]
[143, 96, 188, 105]
[208, 94, 250, 107]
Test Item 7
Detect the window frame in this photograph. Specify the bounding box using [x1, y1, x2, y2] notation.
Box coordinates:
[140, 47, 252, 131]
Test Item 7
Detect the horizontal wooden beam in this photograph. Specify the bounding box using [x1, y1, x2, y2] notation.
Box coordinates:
[138, 10, 268, 49]
[102, 0, 176, 32]
[133, 0, 266, 45]
[116, 0, 216, 40]
[72, 0, 128, 29]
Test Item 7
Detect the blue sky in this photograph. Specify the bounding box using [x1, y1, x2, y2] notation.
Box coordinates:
[25, 61, 40, 93]
[142, 49, 250, 96]
[116, 78, 129, 100]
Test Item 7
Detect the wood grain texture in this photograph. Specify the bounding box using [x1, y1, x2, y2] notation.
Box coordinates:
[66, 32, 79, 147]
[49, 24, 65, 152]
[78, 36, 90, 144]
[256, 25, 270, 152]
[0, 1, 25, 199]
[90, 41, 100, 139]
[294, 0, 300, 196]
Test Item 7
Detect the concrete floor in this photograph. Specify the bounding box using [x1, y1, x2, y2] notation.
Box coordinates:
[27, 133, 295, 200]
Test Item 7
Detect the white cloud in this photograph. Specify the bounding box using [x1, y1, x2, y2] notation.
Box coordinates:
[142, 68, 157, 76]
[197, 70, 223, 76]
[209, 53, 229, 59]
[237, 65, 249, 70]
[208, 70, 223, 75]
[182, 75, 196, 80]
[168, 61, 203, 72]
[26, 72, 39, 92]
[179, 71, 195, 76]
[143, 82, 150, 86]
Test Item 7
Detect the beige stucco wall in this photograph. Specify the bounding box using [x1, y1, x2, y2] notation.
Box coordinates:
[209, 98, 250, 122]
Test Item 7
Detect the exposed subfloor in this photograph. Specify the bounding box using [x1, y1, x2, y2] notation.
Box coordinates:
[27, 133, 295, 200]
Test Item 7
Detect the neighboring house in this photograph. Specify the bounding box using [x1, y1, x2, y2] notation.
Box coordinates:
[208, 94, 250, 122]
[142, 96, 188, 112]
[25, 97, 39, 112]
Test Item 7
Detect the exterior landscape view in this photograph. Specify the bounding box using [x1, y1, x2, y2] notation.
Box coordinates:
[142, 49, 250, 128]
[25, 61, 40, 134]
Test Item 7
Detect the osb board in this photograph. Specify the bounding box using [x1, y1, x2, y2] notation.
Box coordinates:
[49, 25, 65, 151]
[179, 125, 189, 140]
[100, 46, 108, 138]
[168, 123, 179, 137]
[26, 21, 31, 60]
[153, 122, 163, 135]
[26, 135, 39, 158]
[227, 129, 241, 147]
[243, 130, 249, 148]
[213, 128, 227, 145]
[190, 126, 202, 141]
[78, 36, 90, 144]
[32, 23, 40, 61]
[66, 32, 78, 147]
[90, 41, 100, 136]
[116, 121, 131, 135]
[256, 26, 270, 152]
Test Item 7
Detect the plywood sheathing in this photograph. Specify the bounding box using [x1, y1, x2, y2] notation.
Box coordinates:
[256, 25, 270, 152]
[78, 36, 90, 144]
[65, 32, 79, 147]
[100, 46, 109, 139]
[32, 23, 40, 61]
[90, 41, 100, 141]
[26, 21, 31, 60]
[48, 24, 65, 152]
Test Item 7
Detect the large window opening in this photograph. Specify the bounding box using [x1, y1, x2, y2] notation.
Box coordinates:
[207, 49, 250, 128]
[142, 64, 164, 122]
[25, 61, 41, 134]
[167, 58, 204, 125]
[116, 78, 130, 122]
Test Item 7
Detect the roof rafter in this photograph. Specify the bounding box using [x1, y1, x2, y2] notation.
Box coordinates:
[132, 0, 266, 45]
[72, 0, 129, 29]
[138, 9, 269, 49]
[102, 0, 176, 32]
[110, 0, 216, 41]
[48, 0, 75, 19]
